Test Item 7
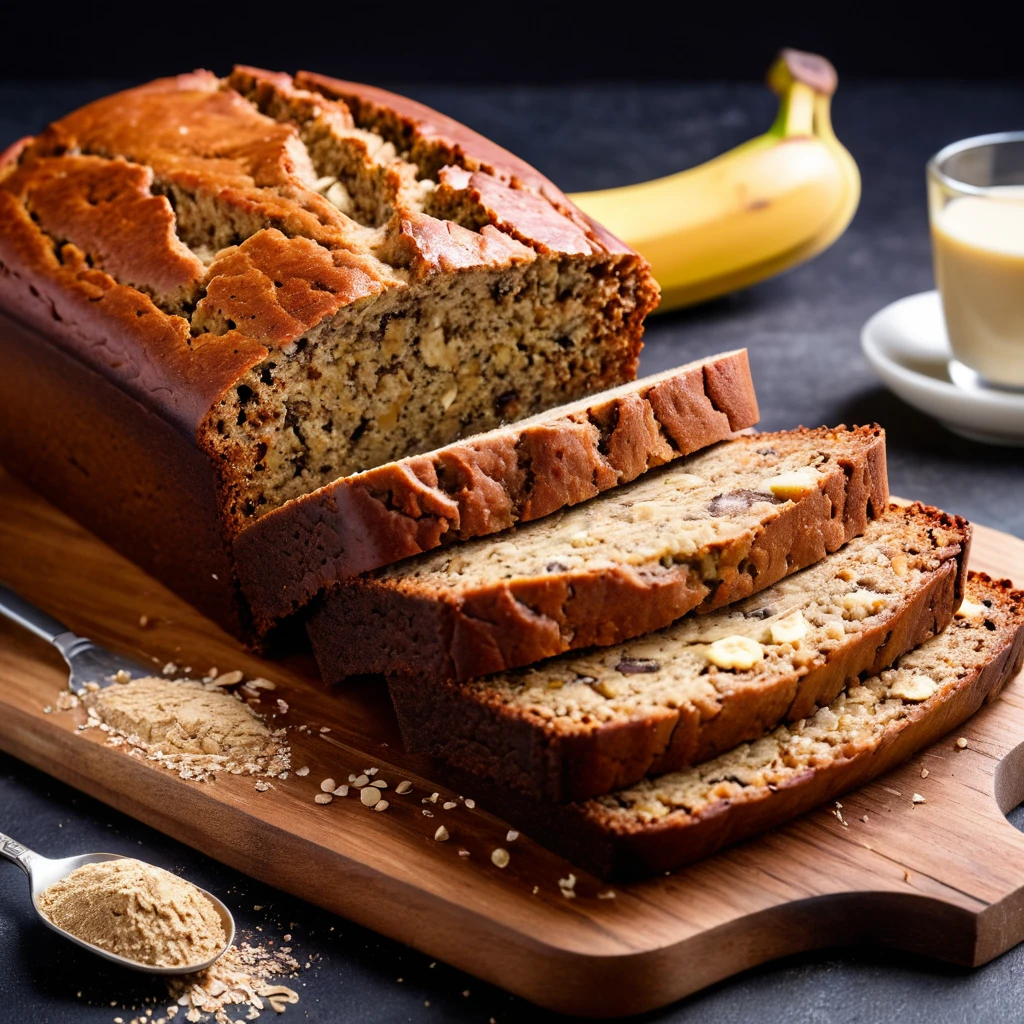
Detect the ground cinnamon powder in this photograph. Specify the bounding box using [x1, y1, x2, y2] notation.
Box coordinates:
[38, 858, 226, 968]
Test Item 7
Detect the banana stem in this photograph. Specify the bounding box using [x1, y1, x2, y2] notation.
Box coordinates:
[772, 82, 817, 138]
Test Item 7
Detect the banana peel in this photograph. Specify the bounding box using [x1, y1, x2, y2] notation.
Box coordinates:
[569, 50, 861, 312]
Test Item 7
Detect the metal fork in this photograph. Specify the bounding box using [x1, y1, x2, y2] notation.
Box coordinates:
[0, 582, 155, 689]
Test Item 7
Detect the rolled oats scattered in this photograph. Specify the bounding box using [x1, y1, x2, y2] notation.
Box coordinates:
[912, 793, 926, 805]
[366, 767, 379, 776]
[921, 768, 929, 779]
[320, 778, 336, 793]
[434, 826, 449, 842]
[352, 774, 369, 787]
[216, 670, 244, 686]
[422, 809, 434, 817]
[254, 781, 271, 792]
[396, 781, 413, 795]
[506, 830, 519, 842]
[374, 800, 390, 812]
[956, 737, 968, 749]
[360, 786, 381, 807]
[464, 799, 475, 809]
[597, 891, 617, 900]
[295, 767, 310, 777]
[458, 849, 470, 858]
[371, 780, 387, 789]
[314, 794, 332, 805]
[491, 848, 510, 869]
[442, 801, 457, 810]
[162, 662, 178, 675]
[275, 699, 289, 714]
[333, 785, 349, 797]
[113, 670, 132, 685]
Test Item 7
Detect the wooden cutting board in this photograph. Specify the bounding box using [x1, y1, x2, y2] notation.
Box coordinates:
[3, 464, 1024, 1018]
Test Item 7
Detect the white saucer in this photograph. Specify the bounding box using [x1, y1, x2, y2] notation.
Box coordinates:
[861, 290, 1024, 446]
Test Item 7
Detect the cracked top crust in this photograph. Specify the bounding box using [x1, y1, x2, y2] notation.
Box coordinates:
[0, 67, 646, 439]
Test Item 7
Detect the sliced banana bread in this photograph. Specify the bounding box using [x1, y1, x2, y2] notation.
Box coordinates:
[464, 573, 1024, 879]
[388, 504, 970, 801]
[0, 67, 657, 637]
[233, 350, 758, 634]
[307, 425, 888, 684]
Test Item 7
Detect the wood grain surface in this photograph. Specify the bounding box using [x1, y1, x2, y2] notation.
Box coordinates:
[1, 465, 1023, 1018]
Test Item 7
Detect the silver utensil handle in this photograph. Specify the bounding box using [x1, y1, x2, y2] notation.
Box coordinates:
[0, 582, 69, 644]
[0, 830, 36, 874]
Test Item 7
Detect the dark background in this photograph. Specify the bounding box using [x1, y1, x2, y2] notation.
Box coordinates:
[3, 3, 1022, 83]
[4, 7, 1024, 1024]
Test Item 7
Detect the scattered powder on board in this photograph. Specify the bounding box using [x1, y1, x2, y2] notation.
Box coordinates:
[164, 942, 300, 1022]
[38, 859, 225, 968]
[78, 676, 290, 782]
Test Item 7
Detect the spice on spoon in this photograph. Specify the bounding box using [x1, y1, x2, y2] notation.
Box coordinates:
[38, 859, 226, 968]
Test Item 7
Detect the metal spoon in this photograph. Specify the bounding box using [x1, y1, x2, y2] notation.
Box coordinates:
[0, 584, 235, 971]
[0, 582, 155, 689]
[0, 831, 235, 973]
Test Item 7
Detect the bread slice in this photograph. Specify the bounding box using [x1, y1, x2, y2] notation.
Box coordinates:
[233, 351, 759, 634]
[307, 425, 889, 684]
[388, 504, 970, 801]
[460, 572, 1024, 879]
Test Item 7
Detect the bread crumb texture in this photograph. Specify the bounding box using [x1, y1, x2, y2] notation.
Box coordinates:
[585, 574, 1019, 830]
[374, 426, 881, 591]
[468, 505, 963, 729]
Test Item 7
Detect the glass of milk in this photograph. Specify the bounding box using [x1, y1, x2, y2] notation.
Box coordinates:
[928, 132, 1024, 389]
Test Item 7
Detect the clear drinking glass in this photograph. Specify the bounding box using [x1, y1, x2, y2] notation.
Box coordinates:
[927, 132, 1024, 389]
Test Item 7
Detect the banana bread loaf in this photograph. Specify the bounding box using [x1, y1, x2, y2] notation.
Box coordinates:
[0, 67, 658, 637]
[308, 425, 889, 683]
[458, 572, 1024, 878]
[388, 504, 969, 801]
[234, 350, 758, 635]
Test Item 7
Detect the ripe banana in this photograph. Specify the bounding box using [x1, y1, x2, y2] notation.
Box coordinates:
[569, 50, 860, 312]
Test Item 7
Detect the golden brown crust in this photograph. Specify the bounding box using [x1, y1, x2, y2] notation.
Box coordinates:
[0, 67, 654, 440]
[448, 573, 1024, 879]
[307, 426, 889, 684]
[233, 352, 759, 633]
[386, 505, 970, 801]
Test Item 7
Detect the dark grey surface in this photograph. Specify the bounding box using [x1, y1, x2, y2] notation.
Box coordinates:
[2, 80, 1024, 1024]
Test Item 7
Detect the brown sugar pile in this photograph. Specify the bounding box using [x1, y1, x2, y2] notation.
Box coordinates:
[38, 859, 226, 968]
[83, 676, 290, 782]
